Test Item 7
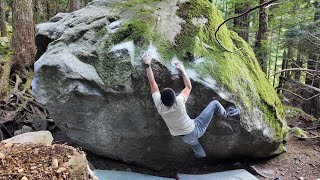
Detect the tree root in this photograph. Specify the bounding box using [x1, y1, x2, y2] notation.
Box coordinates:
[0, 71, 49, 138]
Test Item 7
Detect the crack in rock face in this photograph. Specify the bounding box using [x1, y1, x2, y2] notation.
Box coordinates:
[33, 0, 287, 170]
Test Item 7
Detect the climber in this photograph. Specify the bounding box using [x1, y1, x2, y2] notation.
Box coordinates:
[143, 52, 240, 158]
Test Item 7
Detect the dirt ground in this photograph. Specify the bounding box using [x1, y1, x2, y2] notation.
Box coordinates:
[250, 113, 320, 180]
[52, 112, 320, 180]
[0, 143, 94, 179]
[251, 135, 320, 180]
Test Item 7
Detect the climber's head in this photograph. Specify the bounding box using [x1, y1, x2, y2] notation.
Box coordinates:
[161, 88, 176, 107]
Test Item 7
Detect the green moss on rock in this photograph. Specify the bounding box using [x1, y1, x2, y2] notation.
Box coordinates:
[111, 19, 153, 45]
[173, 0, 286, 141]
[291, 127, 308, 138]
[97, 27, 107, 38]
[96, 52, 133, 88]
[155, 37, 176, 61]
[284, 106, 317, 121]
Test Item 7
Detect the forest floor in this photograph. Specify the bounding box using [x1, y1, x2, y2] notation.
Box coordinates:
[250, 114, 320, 180]
[52, 110, 320, 180]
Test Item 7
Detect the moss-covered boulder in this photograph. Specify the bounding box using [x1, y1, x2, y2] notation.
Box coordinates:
[32, 0, 287, 169]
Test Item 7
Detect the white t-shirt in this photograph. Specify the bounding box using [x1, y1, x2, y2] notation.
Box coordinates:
[152, 92, 195, 136]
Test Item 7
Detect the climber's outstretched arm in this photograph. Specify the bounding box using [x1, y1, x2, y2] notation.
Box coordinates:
[175, 61, 192, 101]
[143, 53, 159, 94]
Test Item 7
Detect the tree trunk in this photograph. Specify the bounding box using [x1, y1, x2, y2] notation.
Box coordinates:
[273, 17, 282, 87]
[70, 0, 80, 12]
[224, 0, 228, 17]
[294, 45, 303, 81]
[46, 0, 51, 20]
[255, 0, 268, 74]
[267, 30, 273, 79]
[55, 0, 60, 15]
[233, 1, 250, 42]
[33, 0, 38, 23]
[0, 0, 6, 37]
[286, 45, 293, 78]
[314, 1, 320, 21]
[277, 51, 287, 94]
[306, 55, 320, 87]
[12, 0, 36, 76]
[0, 59, 12, 97]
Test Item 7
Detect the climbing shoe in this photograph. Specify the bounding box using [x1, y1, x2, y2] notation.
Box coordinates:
[192, 144, 206, 158]
[226, 105, 240, 119]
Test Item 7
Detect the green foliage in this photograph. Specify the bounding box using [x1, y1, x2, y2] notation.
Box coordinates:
[0, 23, 12, 59]
[0, 53, 12, 94]
[0, 39, 11, 55]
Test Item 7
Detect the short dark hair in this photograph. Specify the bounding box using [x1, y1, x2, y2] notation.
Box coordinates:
[161, 88, 176, 106]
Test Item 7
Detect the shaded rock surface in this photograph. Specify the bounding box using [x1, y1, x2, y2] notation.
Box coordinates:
[32, 0, 287, 169]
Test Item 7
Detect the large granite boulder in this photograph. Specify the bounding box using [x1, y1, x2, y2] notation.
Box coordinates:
[32, 0, 288, 169]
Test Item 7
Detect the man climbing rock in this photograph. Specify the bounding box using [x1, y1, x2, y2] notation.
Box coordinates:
[143, 53, 240, 158]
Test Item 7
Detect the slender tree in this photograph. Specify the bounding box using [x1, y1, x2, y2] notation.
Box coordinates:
[314, 1, 320, 21]
[12, 0, 36, 76]
[233, 1, 250, 42]
[55, 0, 60, 15]
[70, 0, 80, 12]
[272, 16, 282, 87]
[255, 0, 268, 73]
[267, 30, 273, 78]
[294, 44, 303, 81]
[46, 0, 51, 20]
[277, 50, 287, 94]
[0, 0, 6, 37]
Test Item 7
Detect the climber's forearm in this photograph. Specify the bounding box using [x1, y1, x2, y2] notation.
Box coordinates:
[181, 69, 192, 90]
[146, 65, 159, 94]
